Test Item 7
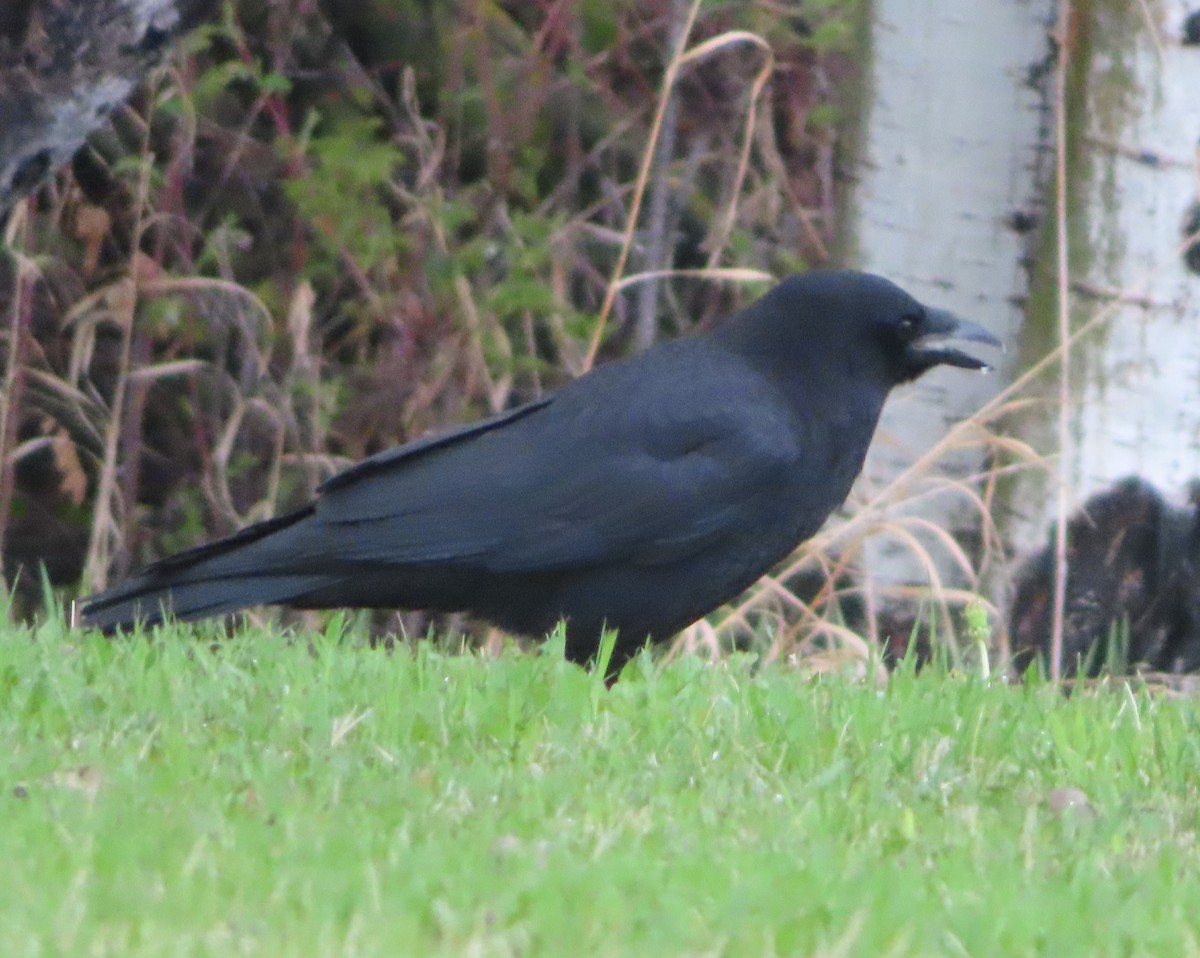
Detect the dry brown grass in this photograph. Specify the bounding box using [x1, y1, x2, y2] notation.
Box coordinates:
[0, 2, 841, 622]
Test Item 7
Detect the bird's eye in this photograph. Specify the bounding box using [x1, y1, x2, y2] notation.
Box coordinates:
[897, 314, 920, 335]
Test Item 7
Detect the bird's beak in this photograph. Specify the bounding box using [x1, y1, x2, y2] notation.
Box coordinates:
[912, 307, 1003, 371]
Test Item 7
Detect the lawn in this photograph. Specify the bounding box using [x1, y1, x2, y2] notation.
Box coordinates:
[3, 615, 1200, 957]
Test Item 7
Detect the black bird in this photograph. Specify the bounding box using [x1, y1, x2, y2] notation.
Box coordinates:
[80, 270, 999, 675]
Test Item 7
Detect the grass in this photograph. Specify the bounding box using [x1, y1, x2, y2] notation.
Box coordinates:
[4, 618, 1200, 956]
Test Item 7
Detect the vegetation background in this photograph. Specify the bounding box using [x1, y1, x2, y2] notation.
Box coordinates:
[0, 0, 866, 657]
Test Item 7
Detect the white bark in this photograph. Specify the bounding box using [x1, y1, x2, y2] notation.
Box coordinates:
[1005, 1, 1200, 552]
[842, 0, 1053, 587]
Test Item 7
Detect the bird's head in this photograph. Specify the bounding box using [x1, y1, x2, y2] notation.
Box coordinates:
[881, 297, 1001, 384]
[730, 270, 1002, 388]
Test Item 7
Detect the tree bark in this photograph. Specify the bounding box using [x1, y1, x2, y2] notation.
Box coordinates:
[841, 0, 1054, 593]
[1005, 1, 1200, 553]
[0, 0, 217, 217]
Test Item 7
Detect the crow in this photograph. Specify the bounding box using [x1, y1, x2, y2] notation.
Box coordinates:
[79, 270, 999, 676]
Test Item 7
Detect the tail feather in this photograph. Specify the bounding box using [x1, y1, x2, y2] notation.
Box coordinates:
[145, 504, 315, 575]
[78, 503, 483, 631]
[79, 506, 325, 631]
[81, 572, 334, 631]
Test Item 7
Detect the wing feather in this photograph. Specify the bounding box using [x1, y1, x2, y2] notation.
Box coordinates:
[310, 390, 799, 572]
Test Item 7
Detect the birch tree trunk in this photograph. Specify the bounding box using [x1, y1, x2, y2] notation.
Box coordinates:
[1003, 1, 1200, 554]
[840, 0, 1053, 592]
[843, 0, 1200, 647]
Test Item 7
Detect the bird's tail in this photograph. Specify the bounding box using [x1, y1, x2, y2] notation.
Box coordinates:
[78, 505, 330, 631]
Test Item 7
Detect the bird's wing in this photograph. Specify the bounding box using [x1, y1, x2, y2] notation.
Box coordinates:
[480, 415, 792, 571]
[310, 392, 799, 572]
[319, 398, 553, 493]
